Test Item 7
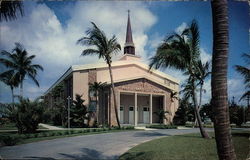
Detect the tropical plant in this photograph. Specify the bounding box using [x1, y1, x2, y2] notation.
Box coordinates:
[235, 53, 250, 103]
[5, 98, 44, 134]
[150, 20, 209, 138]
[89, 82, 107, 123]
[71, 94, 88, 127]
[0, 71, 19, 104]
[0, 43, 43, 97]
[211, 0, 236, 159]
[77, 22, 121, 128]
[154, 109, 170, 124]
[0, 0, 24, 22]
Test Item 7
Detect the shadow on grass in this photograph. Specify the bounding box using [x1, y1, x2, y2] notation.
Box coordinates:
[120, 152, 148, 160]
[133, 131, 169, 137]
[232, 132, 250, 137]
[174, 134, 215, 139]
[59, 148, 116, 160]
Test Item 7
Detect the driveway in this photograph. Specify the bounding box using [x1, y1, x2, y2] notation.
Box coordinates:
[0, 128, 205, 159]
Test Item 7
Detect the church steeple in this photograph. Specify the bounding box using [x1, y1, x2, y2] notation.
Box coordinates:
[124, 10, 135, 55]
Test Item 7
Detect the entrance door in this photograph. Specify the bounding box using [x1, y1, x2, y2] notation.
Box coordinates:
[143, 107, 149, 124]
[120, 105, 124, 124]
[129, 106, 134, 124]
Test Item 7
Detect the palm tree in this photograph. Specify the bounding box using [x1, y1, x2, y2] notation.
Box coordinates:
[149, 20, 209, 138]
[196, 61, 211, 109]
[0, 70, 19, 104]
[191, 60, 210, 126]
[211, 0, 236, 159]
[154, 109, 170, 124]
[89, 82, 107, 123]
[0, 0, 24, 22]
[0, 43, 43, 97]
[77, 22, 121, 128]
[235, 53, 250, 102]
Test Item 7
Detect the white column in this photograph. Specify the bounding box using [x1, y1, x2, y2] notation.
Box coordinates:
[149, 94, 153, 124]
[134, 92, 138, 126]
[163, 95, 167, 124]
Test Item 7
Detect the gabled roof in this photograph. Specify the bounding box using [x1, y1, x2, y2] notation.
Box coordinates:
[44, 60, 180, 95]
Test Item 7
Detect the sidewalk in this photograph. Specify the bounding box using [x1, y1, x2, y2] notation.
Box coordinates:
[39, 123, 64, 130]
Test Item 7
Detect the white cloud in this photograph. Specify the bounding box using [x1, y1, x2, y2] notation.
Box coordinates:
[0, 1, 157, 102]
[175, 22, 187, 34]
[200, 48, 212, 63]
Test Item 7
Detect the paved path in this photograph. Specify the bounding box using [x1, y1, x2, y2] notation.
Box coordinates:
[0, 128, 205, 159]
[39, 123, 64, 130]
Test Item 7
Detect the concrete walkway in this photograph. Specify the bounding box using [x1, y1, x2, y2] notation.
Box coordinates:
[0, 128, 205, 159]
[39, 123, 64, 130]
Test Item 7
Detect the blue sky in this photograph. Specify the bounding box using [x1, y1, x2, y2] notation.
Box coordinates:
[0, 1, 249, 105]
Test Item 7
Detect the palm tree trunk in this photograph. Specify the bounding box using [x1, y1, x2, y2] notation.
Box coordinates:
[211, 0, 236, 159]
[11, 86, 14, 105]
[96, 91, 99, 123]
[107, 63, 121, 128]
[20, 81, 23, 98]
[192, 81, 210, 139]
[199, 83, 203, 111]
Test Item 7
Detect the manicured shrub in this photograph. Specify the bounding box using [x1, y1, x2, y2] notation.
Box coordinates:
[77, 130, 82, 134]
[42, 132, 49, 137]
[48, 132, 55, 136]
[34, 134, 39, 138]
[1, 135, 20, 146]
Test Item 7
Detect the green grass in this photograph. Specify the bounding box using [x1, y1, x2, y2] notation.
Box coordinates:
[119, 131, 250, 160]
[0, 126, 135, 146]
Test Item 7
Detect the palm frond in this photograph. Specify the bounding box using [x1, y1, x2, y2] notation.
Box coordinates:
[239, 90, 250, 102]
[242, 53, 250, 65]
[0, 0, 24, 22]
[235, 65, 250, 86]
[27, 73, 39, 87]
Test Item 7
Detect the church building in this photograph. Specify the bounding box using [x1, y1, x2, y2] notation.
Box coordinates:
[44, 12, 180, 126]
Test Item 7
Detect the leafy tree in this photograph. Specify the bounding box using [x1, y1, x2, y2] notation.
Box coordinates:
[77, 22, 121, 128]
[173, 99, 194, 125]
[200, 102, 214, 122]
[71, 94, 88, 127]
[0, 0, 24, 22]
[0, 43, 43, 97]
[5, 98, 44, 133]
[211, 0, 236, 159]
[150, 20, 209, 138]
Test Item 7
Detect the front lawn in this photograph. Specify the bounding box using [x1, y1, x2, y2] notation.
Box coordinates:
[120, 131, 249, 160]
